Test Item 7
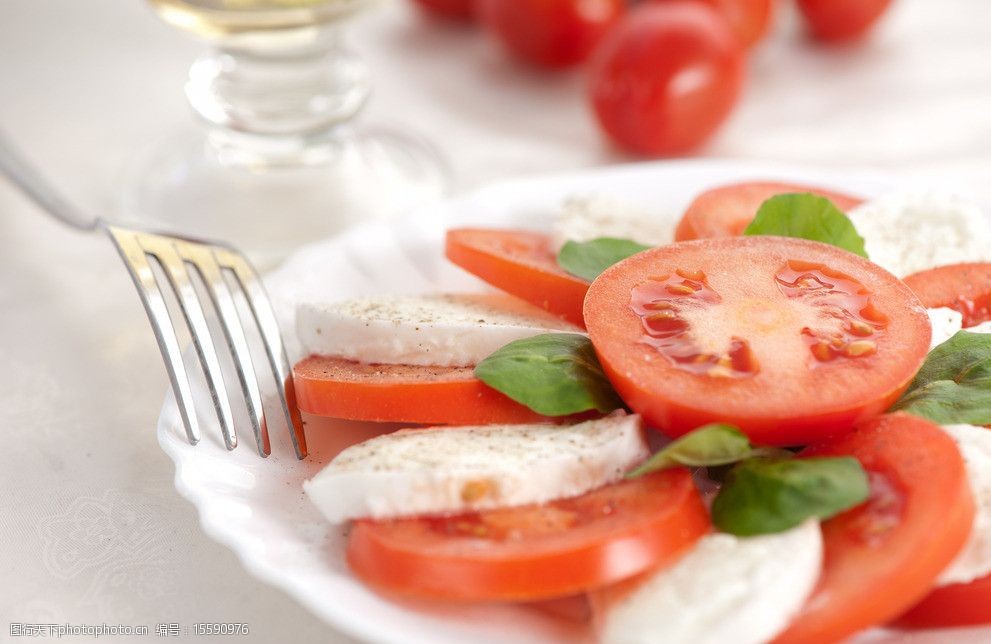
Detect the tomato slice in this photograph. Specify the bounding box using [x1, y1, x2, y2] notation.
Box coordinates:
[674, 181, 864, 242]
[346, 469, 710, 602]
[903, 263, 991, 327]
[584, 236, 931, 445]
[772, 413, 975, 643]
[897, 571, 991, 627]
[445, 228, 589, 327]
[292, 355, 550, 425]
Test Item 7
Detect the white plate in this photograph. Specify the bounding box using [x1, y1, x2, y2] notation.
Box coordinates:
[158, 160, 991, 644]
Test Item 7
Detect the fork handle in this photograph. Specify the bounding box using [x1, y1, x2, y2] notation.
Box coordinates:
[0, 129, 101, 232]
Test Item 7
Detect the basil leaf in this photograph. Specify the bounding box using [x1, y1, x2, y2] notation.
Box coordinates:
[743, 193, 868, 258]
[557, 237, 652, 281]
[891, 330, 991, 424]
[474, 333, 623, 416]
[712, 457, 870, 536]
[627, 424, 752, 478]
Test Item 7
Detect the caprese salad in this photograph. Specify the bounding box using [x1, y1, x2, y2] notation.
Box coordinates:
[293, 180, 991, 643]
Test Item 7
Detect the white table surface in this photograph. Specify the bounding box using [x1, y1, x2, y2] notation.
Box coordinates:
[1, 1, 990, 642]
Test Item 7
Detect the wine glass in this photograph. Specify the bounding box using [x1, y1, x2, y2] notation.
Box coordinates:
[129, 0, 450, 266]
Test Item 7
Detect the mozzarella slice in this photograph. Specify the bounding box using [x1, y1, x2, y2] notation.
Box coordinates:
[847, 192, 991, 277]
[304, 413, 649, 523]
[551, 194, 675, 251]
[597, 520, 822, 644]
[296, 293, 581, 367]
[937, 424, 991, 586]
[928, 307, 963, 349]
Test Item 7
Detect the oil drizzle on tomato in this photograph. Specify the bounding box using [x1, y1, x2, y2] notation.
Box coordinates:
[775, 260, 888, 365]
[631, 268, 758, 378]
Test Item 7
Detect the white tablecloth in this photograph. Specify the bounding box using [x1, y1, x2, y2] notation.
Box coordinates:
[1, 1, 990, 642]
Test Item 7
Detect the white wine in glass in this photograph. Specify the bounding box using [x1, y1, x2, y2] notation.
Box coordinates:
[130, 0, 449, 266]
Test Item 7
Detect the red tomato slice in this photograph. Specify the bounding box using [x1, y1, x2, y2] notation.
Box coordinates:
[293, 355, 550, 425]
[773, 413, 975, 643]
[797, 0, 893, 43]
[346, 469, 710, 602]
[445, 228, 589, 327]
[897, 572, 991, 627]
[674, 181, 864, 241]
[583, 236, 931, 445]
[903, 263, 991, 327]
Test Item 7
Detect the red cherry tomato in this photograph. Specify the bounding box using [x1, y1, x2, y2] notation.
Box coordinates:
[796, 0, 894, 42]
[583, 236, 931, 445]
[410, 0, 474, 21]
[587, 2, 746, 156]
[653, 0, 775, 47]
[476, 0, 625, 68]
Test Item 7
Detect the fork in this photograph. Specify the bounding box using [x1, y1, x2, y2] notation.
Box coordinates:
[0, 131, 307, 459]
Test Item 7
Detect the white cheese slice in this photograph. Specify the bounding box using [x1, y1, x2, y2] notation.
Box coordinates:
[938, 424, 991, 586]
[597, 520, 823, 644]
[551, 194, 675, 251]
[847, 192, 991, 277]
[296, 293, 581, 367]
[304, 413, 649, 523]
[598, 519, 822, 644]
[928, 307, 963, 350]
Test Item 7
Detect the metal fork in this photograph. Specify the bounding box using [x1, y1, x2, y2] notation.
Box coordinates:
[0, 131, 307, 459]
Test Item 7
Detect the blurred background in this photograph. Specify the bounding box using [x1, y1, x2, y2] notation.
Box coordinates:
[1, 0, 989, 641]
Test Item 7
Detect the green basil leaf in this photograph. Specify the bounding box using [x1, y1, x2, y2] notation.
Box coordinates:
[557, 237, 652, 281]
[891, 330, 991, 424]
[474, 333, 624, 416]
[712, 456, 870, 536]
[743, 193, 868, 258]
[626, 424, 752, 478]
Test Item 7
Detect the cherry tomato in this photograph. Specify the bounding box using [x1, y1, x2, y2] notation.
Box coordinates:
[583, 236, 931, 445]
[293, 355, 552, 425]
[588, 2, 746, 156]
[653, 0, 775, 47]
[898, 571, 991, 627]
[773, 413, 975, 642]
[476, 0, 625, 68]
[902, 263, 991, 328]
[445, 228, 590, 327]
[347, 469, 711, 601]
[797, 0, 894, 43]
[410, 0, 474, 21]
[674, 181, 865, 241]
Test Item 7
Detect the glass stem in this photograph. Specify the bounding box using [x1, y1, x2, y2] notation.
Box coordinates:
[184, 30, 370, 167]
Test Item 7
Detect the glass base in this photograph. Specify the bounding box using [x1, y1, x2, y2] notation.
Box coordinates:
[121, 125, 450, 269]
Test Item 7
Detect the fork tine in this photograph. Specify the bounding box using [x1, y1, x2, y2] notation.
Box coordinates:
[106, 226, 202, 446]
[183, 244, 270, 457]
[147, 238, 238, 451]
[216, 248, 308, 460]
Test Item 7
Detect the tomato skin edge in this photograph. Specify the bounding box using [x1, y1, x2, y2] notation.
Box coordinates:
[345, 470, 711, 602]
[292, 355, 552, 425]
[772, 413, 977, 643]
[445, 229, 589, 327]
[603, 368, 912, 446]
[895, 572, 991, 628]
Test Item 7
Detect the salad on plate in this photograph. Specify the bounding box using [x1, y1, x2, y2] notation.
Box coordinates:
[288, 180, 991, 643]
